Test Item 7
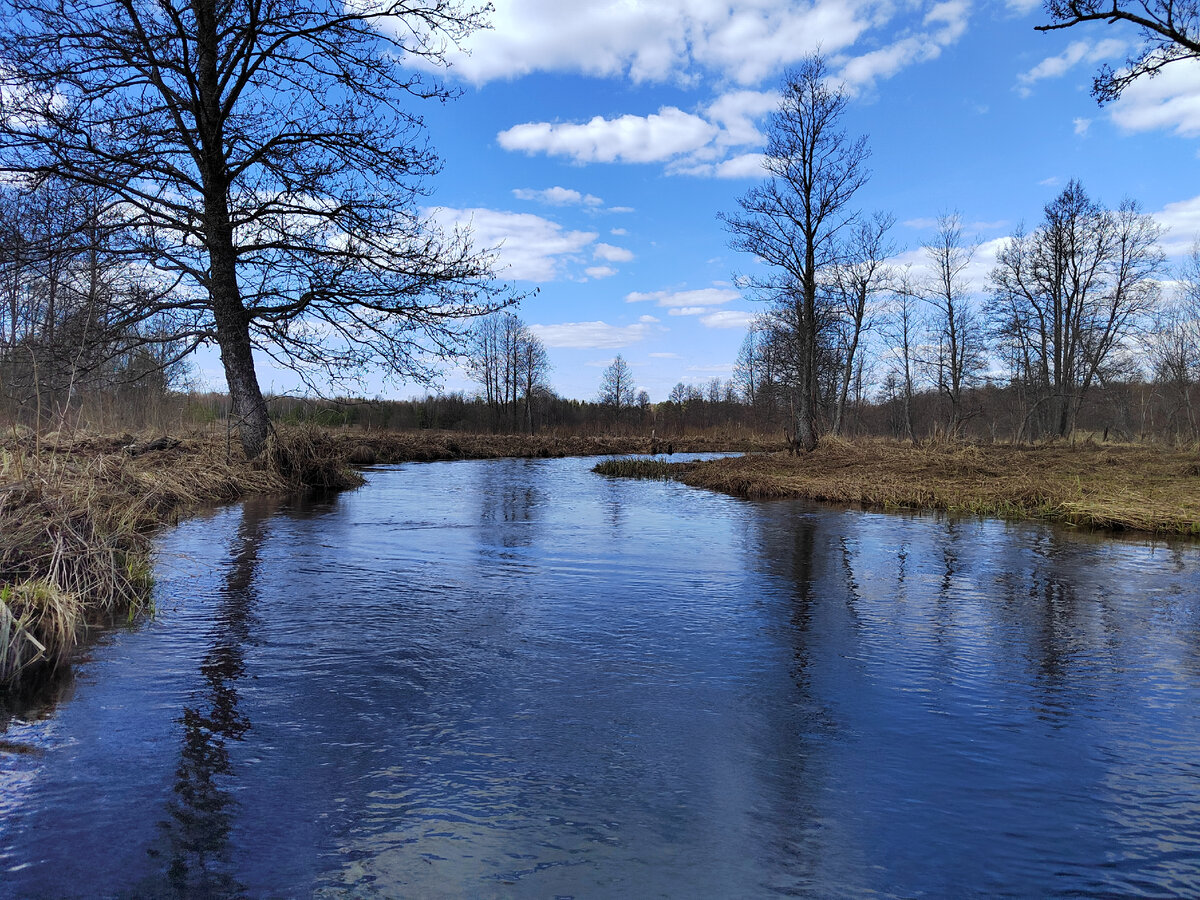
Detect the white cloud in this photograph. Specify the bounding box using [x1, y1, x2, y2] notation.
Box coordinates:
[903, 217, 939, 229]
[585, 265, 618, 278]
[700, 310, 757, 329]
[835, 0, 969, 94]
[608, 206, 636, 214]
[498, 90, 778, 178]
[426, 207, 596, 282]
[1073, 117, 1091, 136]
[1109, 58, 1200, 138]
[412, 0, 874, 87]
[1039, 176, 1060, 187]
[626, 287, 742, 306]
[1153, 194, 1200, 257]
[1016, 38, 1127, 97]
[650, 351, 679, 358]
[668, 306, 708, 316]
[610, 227, 629, 236]
[594, 242, 634, 262]
[513, 186, 604, 206]
[639, 315, 661, 323]
[499, 107, 719, 164]
[529, 320, 650, 348]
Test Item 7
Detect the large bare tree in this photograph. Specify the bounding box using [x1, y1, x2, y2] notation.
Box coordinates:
[0, 0, 505, 456]
[990, 180, 1164, 438]
[720, 54, 869, 452]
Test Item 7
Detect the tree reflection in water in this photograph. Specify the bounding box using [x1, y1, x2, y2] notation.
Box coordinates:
[152, 496, 277, 896]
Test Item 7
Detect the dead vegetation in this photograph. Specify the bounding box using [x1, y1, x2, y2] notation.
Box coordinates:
[0, 426, 363, 686]
[642, 438, 1200, 535]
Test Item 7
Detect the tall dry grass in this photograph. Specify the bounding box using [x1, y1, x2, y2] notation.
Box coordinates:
[0, 426, 362, 686]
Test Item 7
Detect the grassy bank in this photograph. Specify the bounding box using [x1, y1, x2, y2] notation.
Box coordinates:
[0, 427, 777, 688]
[596, 439, 1200, 535]
[0, 427, 368, 687]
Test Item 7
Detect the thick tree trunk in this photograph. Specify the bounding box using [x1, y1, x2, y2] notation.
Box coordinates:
[208, 236, 271, 458]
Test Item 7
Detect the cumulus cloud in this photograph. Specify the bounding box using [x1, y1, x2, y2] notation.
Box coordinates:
[408, 0, 873, 86]
[426, 207, 596, 282]
[835, 0, 969, 94]
[499, 107, 721, 164]
[528, 320, 650, 348]
[1015, 38, 1127, 97]
[594, 242, 635, 262]
[700, 309, 757, 329]
[1109, 58, 1200, 138]
[585, 265, 618, 278]
[1153, 193, 1200, 256]
[513, 186, 604, 206]
[497, 89, 781, 177]
[626, 287, 742, 307]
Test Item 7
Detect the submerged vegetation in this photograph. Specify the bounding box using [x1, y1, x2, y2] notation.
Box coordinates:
[608, 439, 1200, 535]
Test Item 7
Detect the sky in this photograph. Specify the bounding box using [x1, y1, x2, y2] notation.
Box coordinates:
[230, 0, 1200, 403]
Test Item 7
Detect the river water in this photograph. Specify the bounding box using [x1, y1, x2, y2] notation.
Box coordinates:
[2, 454, 1200, 898]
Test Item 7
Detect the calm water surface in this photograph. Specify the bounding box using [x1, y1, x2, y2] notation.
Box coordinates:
[3, 454, 1200, 897]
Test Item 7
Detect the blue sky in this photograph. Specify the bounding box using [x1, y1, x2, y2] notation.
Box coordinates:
[237, 0, 1200, 402]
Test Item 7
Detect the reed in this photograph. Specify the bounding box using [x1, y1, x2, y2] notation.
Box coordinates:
[592, 458, 677, 479]
[0, 426, 363, 686]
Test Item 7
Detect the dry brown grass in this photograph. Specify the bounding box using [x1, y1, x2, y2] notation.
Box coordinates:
[0, 426, 362, 686]
[653, 437, 1200, 535]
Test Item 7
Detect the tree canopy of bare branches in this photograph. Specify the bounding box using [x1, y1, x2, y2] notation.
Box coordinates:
[1038, 0, 1200, 102]
[720, 54, 870, 452]
[990, 180, 1165, 438]
[0, 0, 506, 456]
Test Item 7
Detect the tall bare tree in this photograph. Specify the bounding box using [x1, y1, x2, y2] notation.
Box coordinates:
[599, 354, 636, 420]
[1038, 0, 1199, 101]
[720, 54, 869, 452]
[466, 311, 551, 434]
[830, 211, 894, 436]
[918, 213, 987, 436]
[990, 180, 1164, 438]
[0, 0, 504, 456]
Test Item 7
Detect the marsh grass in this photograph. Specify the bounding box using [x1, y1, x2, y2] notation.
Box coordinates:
[592, 458, 678, 479]
[651, 438, 1200, 535]
[0, 426, 365, 686]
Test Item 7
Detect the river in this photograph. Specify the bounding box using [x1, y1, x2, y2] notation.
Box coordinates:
[2, 454, 1200, 897]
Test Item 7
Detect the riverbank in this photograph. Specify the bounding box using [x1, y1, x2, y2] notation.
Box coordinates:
[596, 439, 1200, 535]
[0, 427, 777, 687]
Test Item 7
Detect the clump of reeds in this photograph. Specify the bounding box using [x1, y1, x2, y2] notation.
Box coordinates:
[592, 457, 687, 479]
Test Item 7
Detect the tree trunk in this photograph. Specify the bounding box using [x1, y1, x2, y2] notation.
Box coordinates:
[208, 236, 271, 458]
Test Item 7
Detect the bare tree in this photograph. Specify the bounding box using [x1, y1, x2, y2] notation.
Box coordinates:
[918, 213, 987, 436]
[990, 180, 1165, 438]
[882, 272, 921, 442]
[466, 311, 551, 433]
[1038, 0, 1199, 101]
[830, 211, 894, 436]
[0, 0, 505, 456]
[720, 54, 869, 451]
[599, 354, 636, 420]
